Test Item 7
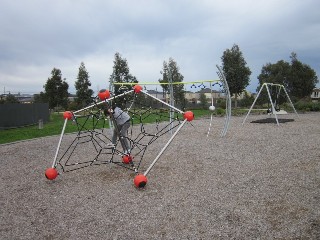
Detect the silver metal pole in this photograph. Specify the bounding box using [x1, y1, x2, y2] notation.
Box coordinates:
[282, 86, 299, 116]
[168, 69, 174, 134]
[207, 80, 214, 137]
[73, 90, 134, 114]
[242, 83, 265, 125]
[142, 91, 184, 114]
[265, 84, 279, 126]
[51, 118, 68, 168]
[206, 114, 213, 137]
[216, 65, 231, 137]
[108, 74, 115, 131]
[143, 119, 187, 176]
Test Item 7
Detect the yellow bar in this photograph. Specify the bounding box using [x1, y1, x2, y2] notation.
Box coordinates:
[113, 80, 221, 85]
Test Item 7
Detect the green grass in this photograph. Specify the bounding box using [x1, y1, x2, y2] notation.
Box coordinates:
[0, 109, 213, 144]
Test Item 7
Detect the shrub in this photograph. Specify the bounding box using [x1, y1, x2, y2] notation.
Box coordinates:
[294, 100, 320, 112]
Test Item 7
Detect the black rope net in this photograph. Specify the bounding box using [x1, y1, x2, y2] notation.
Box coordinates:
[55, 89, 185, 174]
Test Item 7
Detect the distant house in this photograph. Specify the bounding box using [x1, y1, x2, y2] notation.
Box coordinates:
[15, 93, 33, 103]
[311, 88, 320, 101]
[185, 91, 197, 104]
[195, 88, 223, 103]
[231, 90, 252, 100]
[68, 93, 77, 102]
[0, 93, 33, 103]
[146, 89, 165, 102]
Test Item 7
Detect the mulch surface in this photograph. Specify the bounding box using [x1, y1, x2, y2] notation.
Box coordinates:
[1, 113, 319, 239]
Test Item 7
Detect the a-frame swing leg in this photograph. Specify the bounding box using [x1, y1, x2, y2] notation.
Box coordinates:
[242, 83, 265, 125]
[282, 86, 299, 117]
[265, 84, 279, 126]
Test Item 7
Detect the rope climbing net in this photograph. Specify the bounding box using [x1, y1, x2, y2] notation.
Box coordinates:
[45, 85, 194, 188]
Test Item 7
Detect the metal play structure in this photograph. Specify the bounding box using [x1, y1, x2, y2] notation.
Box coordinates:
[45, 85, 194, 188]
[242, 83, 298, 126]
[112, 65, 231, 137]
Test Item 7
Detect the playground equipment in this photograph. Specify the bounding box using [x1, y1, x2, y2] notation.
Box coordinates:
[113, 65, 231, 137]
[242, 83, 298, 126]
[45, 65, 231, 188]
[45, 85, 194, 188]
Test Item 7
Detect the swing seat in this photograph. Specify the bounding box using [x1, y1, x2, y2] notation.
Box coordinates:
[267, 109, 288, 115]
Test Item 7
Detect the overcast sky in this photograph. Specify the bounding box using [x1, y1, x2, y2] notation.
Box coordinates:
[1, 0, 319, 95]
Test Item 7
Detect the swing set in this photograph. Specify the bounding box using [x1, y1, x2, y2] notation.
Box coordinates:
[242, 83, 298, 126]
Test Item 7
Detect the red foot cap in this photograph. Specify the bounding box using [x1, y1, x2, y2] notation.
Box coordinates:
[45, 168, 58, 180]
[133, 85, 142, 93]
[183, 111, 194, 121]
[122, 155, 133, 164]
[98, 89, 111, 100]
[63, 111, 73, 120]
[134, 174, 148, 188]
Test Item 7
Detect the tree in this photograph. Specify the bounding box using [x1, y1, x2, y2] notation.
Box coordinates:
[257, 53, 318, 102]
[257, 60, 291, 105]
[199, 93, 207, 109]
[288, 52, 318, 99]
[109, 52, 138, 108]
[75, 62, 94, 108]
[238, 91, 255, 108]
[159, 58, 185, 108]
[44, 68, 69, 110]
[221, 44, 251, 108]
[3, 94, 19, 104]
[110, 52, 138, 94]
[33, 92, 47, 103]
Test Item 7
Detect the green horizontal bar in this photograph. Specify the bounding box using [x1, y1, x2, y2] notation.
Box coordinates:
[113, 80, 221, 85]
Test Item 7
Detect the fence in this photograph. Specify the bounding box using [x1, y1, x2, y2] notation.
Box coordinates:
[0, 103, 49, 130]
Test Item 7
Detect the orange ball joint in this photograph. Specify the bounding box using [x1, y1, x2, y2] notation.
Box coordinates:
[134, 174, 148, 188]
[133, 85, 142, 93]
[98, 89, 111, 100]
[183, 111, 194, 121]
[45, 168, 58, 180]
[63, 111, 73, 120]
[122, 155, 133, 164]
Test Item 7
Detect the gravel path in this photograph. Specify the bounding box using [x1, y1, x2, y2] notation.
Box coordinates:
[0, 113, 319, 239]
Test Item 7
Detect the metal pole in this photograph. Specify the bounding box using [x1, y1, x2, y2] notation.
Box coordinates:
[142, 91, 184, 114]
[242, 83, 265, 125]
[217, 65, 232, 137]
[266, 84, 279, 126]
[207, 114, 213, 137]
[113, 80, 221, 86]
[51, 118, 68, 168]
[143, 119, 187, 176]
[73, 90, 134, 114]
[168, 69, 174, 134]
[282, 86, 299, 117]
[207, 81, 214, 137]
[108, 74, 115, 131]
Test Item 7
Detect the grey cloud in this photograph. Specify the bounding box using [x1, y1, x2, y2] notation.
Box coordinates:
[0, 0, 319, 94]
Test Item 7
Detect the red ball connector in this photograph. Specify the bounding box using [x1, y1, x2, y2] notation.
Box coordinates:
[45, 168, 58, 180]
[183, 111, 194, 121]
[134, 174, 148, 188]
[98, 89, 111, 100]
